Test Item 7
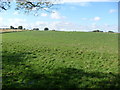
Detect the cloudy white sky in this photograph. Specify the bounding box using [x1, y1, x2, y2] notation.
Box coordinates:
[0, 1, 118, 32]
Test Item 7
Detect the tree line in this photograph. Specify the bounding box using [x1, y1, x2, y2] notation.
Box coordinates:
[33, 27, 49, 31]
[10, 26, 24, 30]
[10, 26, 50, 31]
[92, 30, 114, 33]
[6, 26, 115, 33]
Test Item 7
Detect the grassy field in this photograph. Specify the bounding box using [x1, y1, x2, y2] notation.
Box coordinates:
[2, 31, 119, 88]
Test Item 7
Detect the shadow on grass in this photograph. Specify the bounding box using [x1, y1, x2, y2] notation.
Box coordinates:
[2, 51, 120, 89]
[2, 50, 30, 65]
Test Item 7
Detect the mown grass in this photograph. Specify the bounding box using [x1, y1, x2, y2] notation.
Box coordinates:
[2, 31, 119, 89]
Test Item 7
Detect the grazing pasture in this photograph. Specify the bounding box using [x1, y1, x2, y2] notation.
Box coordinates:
[2, 31, 119, 88]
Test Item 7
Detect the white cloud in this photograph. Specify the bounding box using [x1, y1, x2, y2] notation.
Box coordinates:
[0, 17, 5, 28]
[35, 21, 48, 27]
[48, 21, 60, 29]
[8, 18, 27, 27]
[90, 24, 118, 32]
[50, 21, 118, 32]
[36, 21, 47, 25]
[63, 0, 119, 2]
[79, 2, 91, 6]
[50, 11, 65, 19]
[81, 17, 101, 21]
[0, 17, 3, 23]
[93, 17, 101, 21]
[0, 17, 8, 29]
[9, 18, 26, 23]
[1, 17, 118, 32]
[13, 11, 19, 15]
[43, 8, 48, 10]
[50, 11, 61, 19]
[53, 21, 77, 30]
[109, 9, 117, 13]
[27, 21, 49, 30]
[41, 13, 48, 17]
[32, 7, 37, 11]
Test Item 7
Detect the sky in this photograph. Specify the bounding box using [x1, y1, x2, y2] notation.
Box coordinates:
[0, 0, 118, 32]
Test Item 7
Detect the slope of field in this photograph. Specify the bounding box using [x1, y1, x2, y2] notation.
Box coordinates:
[2, 31, 119, 88]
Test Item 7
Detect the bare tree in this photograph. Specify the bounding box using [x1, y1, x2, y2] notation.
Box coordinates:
[0, 1, 11, 11]
[0, 0, 61, 13]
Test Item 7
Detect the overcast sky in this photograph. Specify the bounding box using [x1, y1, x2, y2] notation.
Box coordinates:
[0, 0, 118, 32]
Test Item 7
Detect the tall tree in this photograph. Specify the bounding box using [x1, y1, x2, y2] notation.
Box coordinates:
[18, 26, 23, 29]
[44, 27, 49, 31]
[10, 26, 14, 29]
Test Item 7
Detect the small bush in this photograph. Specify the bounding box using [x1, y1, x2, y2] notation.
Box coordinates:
[18, 26, 23, 29]
[33, 28, 39, 31]
[93, 30, 103, 32]
[93, 30, 100, 32]
[44, 27, 49, 31]
[108, 31, 114, 33]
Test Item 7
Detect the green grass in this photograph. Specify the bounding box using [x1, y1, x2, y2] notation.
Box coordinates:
[2, 31, 119, 88]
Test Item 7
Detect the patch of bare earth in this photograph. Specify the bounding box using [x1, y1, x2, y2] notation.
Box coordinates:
[0, 29, 24, 32]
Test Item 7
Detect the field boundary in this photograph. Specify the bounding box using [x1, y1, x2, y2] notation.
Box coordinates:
[0, 29, 26, 33]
